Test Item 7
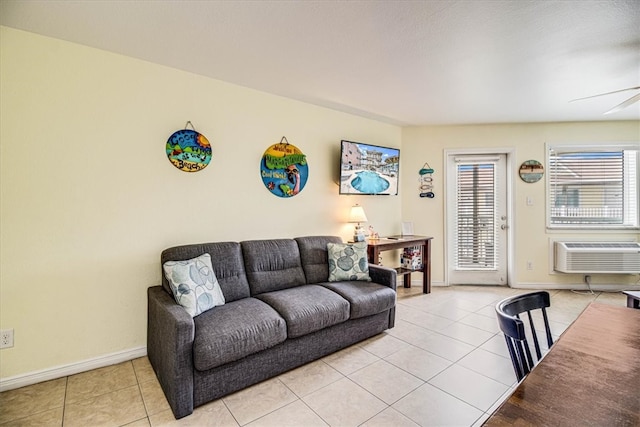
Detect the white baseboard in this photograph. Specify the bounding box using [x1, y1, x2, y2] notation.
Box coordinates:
[0, 346, 147, 392]
[411, 280, 447, 287]
[419, 279, 640, 292]
[512, 282, 640, 292]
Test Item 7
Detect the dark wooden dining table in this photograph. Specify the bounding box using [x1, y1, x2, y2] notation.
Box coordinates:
[484, 302, 640, 426]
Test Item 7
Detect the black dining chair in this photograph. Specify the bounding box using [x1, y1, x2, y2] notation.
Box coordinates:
[495, 291, 554, 382]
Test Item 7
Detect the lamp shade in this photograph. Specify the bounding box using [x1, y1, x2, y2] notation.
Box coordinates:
[348, 205, 368, 223]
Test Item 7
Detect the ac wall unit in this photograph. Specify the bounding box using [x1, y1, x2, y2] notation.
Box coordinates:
[554, 242, 640, 274]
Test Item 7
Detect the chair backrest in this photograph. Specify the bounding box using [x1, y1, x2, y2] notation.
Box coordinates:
[495, 291, 554, 381]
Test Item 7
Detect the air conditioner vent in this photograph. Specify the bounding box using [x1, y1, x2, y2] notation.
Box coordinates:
[554, 241, 640, 274]
[564, 242, 640, 249]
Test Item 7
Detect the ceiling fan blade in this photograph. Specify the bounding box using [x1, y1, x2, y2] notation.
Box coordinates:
[570, 86, 640, 102]
[603, 92, 640, 115]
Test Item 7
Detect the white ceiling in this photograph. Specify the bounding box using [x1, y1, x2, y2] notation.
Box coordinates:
[1, 0, 639, 126]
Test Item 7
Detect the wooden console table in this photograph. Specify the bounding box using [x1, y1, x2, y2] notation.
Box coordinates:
[367, 236, 433, 294]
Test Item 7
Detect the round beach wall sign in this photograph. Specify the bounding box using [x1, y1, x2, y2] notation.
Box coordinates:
[166, 129, 212, 172]
[519, 160, 544, 183]
[260, 139, 308, 197]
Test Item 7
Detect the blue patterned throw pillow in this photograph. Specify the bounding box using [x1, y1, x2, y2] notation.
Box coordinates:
[327, 242, 371, 282]
[163, 253, 225, 317]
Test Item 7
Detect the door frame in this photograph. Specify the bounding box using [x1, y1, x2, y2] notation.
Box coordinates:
[444, 148, 515, 287]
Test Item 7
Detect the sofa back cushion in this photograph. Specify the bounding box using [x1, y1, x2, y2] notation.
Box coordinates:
[295, 236, 343, 284]
[161, 242, 251, 303]
[241, 239, 307, 295]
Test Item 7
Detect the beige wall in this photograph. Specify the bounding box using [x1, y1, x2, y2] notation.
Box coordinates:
[2, 26, 639, 382]
[401, 123, 640, 288]
[0, 27, 402, 378]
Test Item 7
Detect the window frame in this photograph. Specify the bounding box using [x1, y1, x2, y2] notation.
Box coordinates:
[545, 142, 639, 231]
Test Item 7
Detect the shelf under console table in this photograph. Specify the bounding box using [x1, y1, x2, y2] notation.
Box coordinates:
[367, 235, 433, 294]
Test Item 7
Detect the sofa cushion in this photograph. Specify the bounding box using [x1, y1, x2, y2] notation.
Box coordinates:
[161, 242, 251, 303]
[322, 281, 396, 319]
[327, 242, 371, 282]
[241, 239, 307, 295]
[295, 236, 343, 284]
[257, 285, 350, 338]
[193, 298, 286, 371]
[162, 253, 226, 318]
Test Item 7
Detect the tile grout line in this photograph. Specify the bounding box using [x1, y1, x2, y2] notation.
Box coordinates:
[61, 376, 68, 426]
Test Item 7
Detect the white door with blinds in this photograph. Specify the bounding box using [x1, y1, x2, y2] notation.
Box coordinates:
[447, 153, 508, 285]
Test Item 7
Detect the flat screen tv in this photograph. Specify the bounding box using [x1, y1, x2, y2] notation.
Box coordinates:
[340, 140, 400, 195]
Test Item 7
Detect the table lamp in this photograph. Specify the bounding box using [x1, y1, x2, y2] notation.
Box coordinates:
[349, 204, 368, 242]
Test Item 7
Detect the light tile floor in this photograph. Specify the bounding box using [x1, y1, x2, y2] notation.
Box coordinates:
[0, 285, 627, 426]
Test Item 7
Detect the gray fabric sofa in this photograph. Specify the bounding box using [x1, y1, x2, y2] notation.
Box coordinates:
[147, 236, 397, 419]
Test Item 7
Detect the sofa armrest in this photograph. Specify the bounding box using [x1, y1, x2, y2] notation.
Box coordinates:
[369, 265, 397, 291]
[147, 286, 195, 419]
[369, 265, 397, 328]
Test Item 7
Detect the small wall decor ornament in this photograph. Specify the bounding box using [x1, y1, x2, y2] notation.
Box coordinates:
[519, 160, 544, 183]
[260, 137, 308, 197]
[418, 162, 435, 198]
[166, 121, 212, 172]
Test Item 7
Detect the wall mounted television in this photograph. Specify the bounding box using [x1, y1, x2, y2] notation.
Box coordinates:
[340, 140, 400, 195]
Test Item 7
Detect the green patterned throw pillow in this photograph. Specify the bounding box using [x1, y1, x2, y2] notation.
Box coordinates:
[163, 253, 225, 317]
[327, 241, 371, 282]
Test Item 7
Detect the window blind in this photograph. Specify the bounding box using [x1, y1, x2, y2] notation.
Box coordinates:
[455, 162, 497, 270]
[548, 146, 638, 228]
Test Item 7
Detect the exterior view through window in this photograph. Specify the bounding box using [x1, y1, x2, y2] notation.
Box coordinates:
[547, 144, 638, 229]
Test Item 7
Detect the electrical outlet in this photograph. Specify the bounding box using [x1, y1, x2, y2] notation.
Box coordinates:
[0, 329, 14, 349]
[527, 261, 533, 270]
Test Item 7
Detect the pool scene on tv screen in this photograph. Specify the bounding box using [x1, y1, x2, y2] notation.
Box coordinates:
[340, 140, 400, 195]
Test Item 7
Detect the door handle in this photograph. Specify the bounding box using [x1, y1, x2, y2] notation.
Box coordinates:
[501, 224, 508, 230]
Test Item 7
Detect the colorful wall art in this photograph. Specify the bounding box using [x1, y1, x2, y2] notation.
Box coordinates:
[519, 159, 544, 183]
[166, 126, 212, 172]
[260, 138, 308, 197]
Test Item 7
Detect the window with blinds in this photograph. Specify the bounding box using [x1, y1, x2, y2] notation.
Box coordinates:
[455, 162, 497, 270]
[547, 144, 639, 229]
